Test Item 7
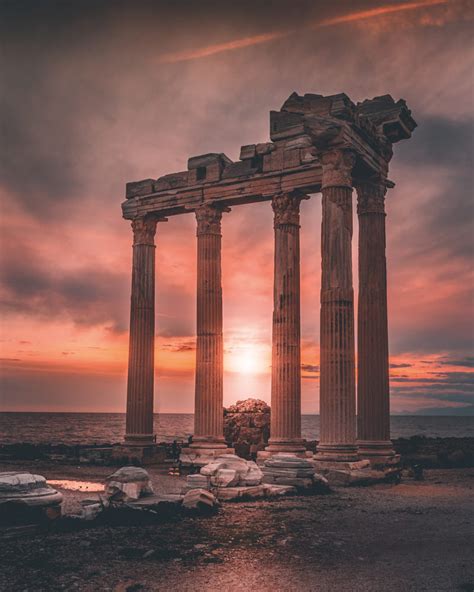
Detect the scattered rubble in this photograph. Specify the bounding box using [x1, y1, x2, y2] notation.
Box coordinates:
[262, 454, 330, 492]
[183, 453, 329, 501]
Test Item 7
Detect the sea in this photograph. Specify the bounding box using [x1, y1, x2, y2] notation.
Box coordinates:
[0, 413, 473, 445]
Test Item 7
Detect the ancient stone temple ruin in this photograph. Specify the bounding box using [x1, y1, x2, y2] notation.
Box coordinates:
[121, 91, 416, 468]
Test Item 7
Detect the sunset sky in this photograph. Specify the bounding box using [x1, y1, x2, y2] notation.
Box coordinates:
[1, 0, 473, 415]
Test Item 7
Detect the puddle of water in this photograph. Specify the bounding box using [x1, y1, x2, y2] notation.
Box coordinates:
[48, 479, 104, 492]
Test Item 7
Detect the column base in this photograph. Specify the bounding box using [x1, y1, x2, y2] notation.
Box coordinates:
[265, 438, 307, 454]
[124, 433, 156, 447]
[315, 443, 359, 463]
[357, 440, 400, 468]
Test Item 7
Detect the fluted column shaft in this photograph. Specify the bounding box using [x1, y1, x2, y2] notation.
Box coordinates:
[125, 217, 159, 445]
[193, 203, 228, 447]
[316, 150, 358, 462]
[267, 192, 306, 453]
[356, 178, 394, 458]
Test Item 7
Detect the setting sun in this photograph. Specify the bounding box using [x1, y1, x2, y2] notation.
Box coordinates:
[225, 343, 270, 375]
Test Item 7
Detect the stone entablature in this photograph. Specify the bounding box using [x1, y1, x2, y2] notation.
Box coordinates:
[122, 93, 416, 220]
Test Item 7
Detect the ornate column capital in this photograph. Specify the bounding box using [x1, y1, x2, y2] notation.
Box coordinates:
[195, 203, 229, 235]
[131, 217, 159, 246]
[272, 191, 308, 227]
[320, 149, 356, 190]
[355, 176, 390, 215]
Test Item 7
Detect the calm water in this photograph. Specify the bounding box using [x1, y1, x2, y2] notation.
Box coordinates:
[0, 413, 473, 445]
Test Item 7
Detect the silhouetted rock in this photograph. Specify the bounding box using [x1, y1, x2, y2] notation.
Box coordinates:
[223, 398, 270, 459]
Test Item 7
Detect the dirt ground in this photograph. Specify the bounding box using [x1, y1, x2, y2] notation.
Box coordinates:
[0, 462, 473, 592]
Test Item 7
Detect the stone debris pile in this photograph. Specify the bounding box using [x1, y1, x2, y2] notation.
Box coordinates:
[184, 453, 329, 501]
[262, 454, 329, 492]
[0, 471, 63, 524]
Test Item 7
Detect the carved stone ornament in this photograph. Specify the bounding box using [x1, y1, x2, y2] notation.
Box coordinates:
[320, 149, 356, 189]
[131, 217, 158, 245]
[195, 203, 224, 235]
[356, 177, 388, 215]
[272, 192, 306, 227]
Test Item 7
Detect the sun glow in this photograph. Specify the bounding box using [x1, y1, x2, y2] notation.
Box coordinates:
[225, 343, 270, 375]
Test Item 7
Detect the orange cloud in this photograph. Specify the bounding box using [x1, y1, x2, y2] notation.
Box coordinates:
[158, 0, 452, 64]
[314, 0, 451, 28]
[159, 30, 292, 64]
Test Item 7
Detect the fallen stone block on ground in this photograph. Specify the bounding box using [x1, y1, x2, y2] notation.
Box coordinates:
[182, 488, 218, 513]
[262, 453, 330, 493]
[104, 466, 153, 502]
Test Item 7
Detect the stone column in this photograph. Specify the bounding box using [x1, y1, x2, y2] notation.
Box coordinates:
[267, 191, 306, 454]
[192, 203, 228, 449]
[125, 217, 161, 446]
[356, 177, 395, 460]
[316, 149, 359, 463]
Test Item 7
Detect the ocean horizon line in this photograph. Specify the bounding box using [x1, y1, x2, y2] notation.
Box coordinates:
[1, 411, 473, 417]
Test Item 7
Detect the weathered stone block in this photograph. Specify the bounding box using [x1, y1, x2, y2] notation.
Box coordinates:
[283, 149, 301, 169]
[221, 160, 259, 179]
[182, 488, 218, 512]
[105, 466, 153, 502]
[153, 171, 189, 191]
[187, 153, 232, 170]
[270, 110, 305, 140]
[263, 149, 283, 172]
[256, 142, 276, 155]
[210, 468, 239, 488]
[126, 179, 155, 198]
[239, 144, 256, 160]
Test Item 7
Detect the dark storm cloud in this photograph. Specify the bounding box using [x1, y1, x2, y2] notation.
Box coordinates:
[391, 371, 474, 388]
[162, 341, 196, 352]
[301, 364, 319, 373]
[439, 357, 474, 368]
[0, 250, 129, 332]
[389, 363, 413, 368]
[396, 116, 473, 168]
[392, 116, 474, 263]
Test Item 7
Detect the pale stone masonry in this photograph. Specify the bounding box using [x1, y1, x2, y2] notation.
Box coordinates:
[122, 91, 417, 465]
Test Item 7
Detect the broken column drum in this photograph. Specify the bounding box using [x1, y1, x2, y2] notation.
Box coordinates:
[122, 92, 417, 461]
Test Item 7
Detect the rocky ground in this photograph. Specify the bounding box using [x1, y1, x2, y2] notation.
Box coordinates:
[0, 461, 473, 592]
